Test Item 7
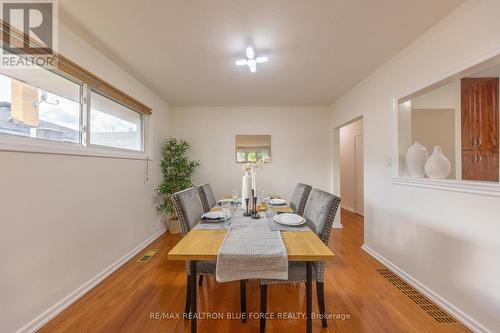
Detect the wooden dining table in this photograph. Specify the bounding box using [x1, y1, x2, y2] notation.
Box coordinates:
[168, 205, 335, 333]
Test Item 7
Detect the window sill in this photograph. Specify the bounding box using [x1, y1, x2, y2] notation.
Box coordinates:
[0, 135, 151, 160]
[392, 176, 500, 198]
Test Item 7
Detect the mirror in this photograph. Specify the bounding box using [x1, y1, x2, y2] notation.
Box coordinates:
[235, 135, 271, 163]
[397, 54, 500, 182]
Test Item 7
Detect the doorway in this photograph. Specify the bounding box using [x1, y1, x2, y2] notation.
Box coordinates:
[339, 118, 364, 216]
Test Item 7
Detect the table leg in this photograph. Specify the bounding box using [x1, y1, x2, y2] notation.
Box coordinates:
[190, 261, 197, 333]
[306, 261, 312, 333]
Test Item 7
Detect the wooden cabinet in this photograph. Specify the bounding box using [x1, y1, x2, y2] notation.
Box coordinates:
[461, 78, 499, 181]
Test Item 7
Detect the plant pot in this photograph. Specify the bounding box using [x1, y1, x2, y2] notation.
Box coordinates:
[168, 215, 182, 234]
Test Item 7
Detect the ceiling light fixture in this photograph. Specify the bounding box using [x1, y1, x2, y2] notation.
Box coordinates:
[235, 47, 268, 73]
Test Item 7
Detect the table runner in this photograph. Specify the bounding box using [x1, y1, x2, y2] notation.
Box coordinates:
[215, 223, 288, 282]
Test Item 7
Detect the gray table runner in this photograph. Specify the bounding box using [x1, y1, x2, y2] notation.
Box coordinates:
[216, 223, 288, 282]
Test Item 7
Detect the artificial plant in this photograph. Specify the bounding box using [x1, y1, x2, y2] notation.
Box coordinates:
[156, 137, 200, 216]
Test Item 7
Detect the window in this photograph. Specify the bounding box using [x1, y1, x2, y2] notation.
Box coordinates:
[0, 51, 151, 157]
[0, 69, 81, 143]
[89, 91, 143, 151]
[0, 21, 152, 158]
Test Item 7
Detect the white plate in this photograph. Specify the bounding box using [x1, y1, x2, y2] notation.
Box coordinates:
[218, 198, 233, 204]
[269, 198, 287, 206]
[202, 211, 231, 222]
[273, 213, 305, 226]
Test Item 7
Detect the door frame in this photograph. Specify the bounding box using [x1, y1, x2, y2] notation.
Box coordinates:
[331, 116, 364, 226]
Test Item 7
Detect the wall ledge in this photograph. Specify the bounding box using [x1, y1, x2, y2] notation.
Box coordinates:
[392, 176, 500, 198]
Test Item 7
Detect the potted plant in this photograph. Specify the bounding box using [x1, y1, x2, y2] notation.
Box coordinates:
[157, 137, 200, 234]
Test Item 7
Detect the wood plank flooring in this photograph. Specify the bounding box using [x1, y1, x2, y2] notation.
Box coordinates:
[39, 210, 471, 333]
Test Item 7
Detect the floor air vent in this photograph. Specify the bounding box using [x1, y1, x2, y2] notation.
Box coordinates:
[376, 268, 458, 324]
[137, 249, 159, 263]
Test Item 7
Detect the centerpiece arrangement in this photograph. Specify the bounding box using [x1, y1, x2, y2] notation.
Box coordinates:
[241, 157, 270, 216]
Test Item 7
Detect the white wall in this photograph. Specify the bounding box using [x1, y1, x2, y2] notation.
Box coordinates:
[339, 118, 363, 211]
[0, 24, 172, 333]
[330, 1, 500, 332]
[171, 107, 331, 201]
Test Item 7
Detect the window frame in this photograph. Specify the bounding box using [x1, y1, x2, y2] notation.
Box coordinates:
[85, 88, 147, 155]
[0, 66, 151, 160]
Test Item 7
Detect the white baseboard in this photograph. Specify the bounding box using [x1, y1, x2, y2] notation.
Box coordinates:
[332, 222, 343, 229]
[341, 204, 355, 213]
[16, 227, 167, 333]
[361, 244, 491, 333]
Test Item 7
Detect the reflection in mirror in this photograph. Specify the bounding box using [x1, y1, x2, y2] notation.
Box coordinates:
[398, 54, 499, 183]
[235, 135, 271, 163]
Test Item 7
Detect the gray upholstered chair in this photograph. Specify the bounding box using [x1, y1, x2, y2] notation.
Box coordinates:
[289, 183, 312, 216]
[197, 183, 217, 213]
[171, 187, 247, 321]
[259, 188, 341, 332]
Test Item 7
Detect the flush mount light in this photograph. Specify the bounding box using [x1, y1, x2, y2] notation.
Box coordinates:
[235, 47, 268, 73]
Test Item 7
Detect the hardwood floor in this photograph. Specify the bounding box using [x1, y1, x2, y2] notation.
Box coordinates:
[39, 210, 470, 333]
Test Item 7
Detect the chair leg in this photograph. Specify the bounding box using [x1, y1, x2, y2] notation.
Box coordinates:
[185, 274, 191, 315]
[316, 281, 328, 328]
[240, 280, 247, 323]
[260, 284, 268, 333]
[198, 275, 204, 286]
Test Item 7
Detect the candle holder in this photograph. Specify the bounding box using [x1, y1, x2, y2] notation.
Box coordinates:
[243, 197, 251, 217]
[251, 196, 260, 219]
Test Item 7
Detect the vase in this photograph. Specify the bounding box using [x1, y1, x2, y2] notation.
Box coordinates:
[425, 145, 451, 179]
[241, 171, 252, 210]
[406, 142, 428, 177]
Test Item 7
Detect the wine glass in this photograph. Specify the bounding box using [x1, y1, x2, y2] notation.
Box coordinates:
[232, 189, 239, 202]
[227, 202, 239, 229]
[230, 202, 239, 217]
[221, 201, 230, 218]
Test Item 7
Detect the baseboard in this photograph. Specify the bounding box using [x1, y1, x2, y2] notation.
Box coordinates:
[332, 221, 343, 229]
[341, 204, 355, 213]
[16, 227, 167, 333]
[361, 244, 491, 333]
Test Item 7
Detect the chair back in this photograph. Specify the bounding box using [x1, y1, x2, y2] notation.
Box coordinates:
[171, 187, 204, 235]
[289, 183, 312, 216]
[197, 183, 217, 213]
[303, 189, 341, 245]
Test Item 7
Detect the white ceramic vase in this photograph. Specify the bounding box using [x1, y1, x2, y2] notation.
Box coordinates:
[241, 171, 252, 210]
[425, 145, 451, 179]
[406, 142, 429, 177]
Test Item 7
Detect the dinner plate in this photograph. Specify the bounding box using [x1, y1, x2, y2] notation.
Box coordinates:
[218, 198, 240, 205]
[201, 211, 231, 222]
[269, 198, 287, 206]
[273, 213, 305, 226]
[218, 198, 233, 204]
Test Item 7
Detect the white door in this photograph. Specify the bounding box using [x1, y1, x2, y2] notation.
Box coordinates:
[354, 135, 364, 216]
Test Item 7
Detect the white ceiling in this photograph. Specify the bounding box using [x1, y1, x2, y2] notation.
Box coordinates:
[59, 0, 463, 106]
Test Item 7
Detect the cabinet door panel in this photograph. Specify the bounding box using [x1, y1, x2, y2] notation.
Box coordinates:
[461, 78, 499, 152]
[462, 150, 499, 182]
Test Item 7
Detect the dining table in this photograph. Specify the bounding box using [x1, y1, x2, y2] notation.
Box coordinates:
[167, 202, 335, 333]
